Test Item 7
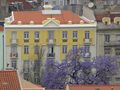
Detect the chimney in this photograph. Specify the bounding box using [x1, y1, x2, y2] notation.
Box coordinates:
[43, 1, 53, 10]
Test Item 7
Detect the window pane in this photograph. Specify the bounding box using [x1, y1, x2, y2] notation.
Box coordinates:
[24, 32, 29, 39]
[48, 31, 54, 40]
[85, 31, 89, 39]
[34, 45, 39, 54]
[24, 45, 29, 54]
[62, 45, 67, 53]
[73, 31, 77, 38]
[12, 32, 17, 40]
[11, 60, 17, 69]
[105, 34, 110, 42]
[62, 31, 67, 38]
[34, 32, 39, 39]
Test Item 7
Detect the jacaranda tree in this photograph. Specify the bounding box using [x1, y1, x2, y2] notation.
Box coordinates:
[42, 48, 118, 89]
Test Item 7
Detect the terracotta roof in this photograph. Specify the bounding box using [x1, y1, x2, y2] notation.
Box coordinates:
[0, 70, 21, 90]
[67, 84, 120, 90]
[21, 79, 45, 90]
[0, 26, 3, 31]
[12, 11, 87, 24]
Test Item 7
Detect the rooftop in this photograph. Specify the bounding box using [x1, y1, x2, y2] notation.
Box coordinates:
[0, 70, 21, 90]
[9, 10, 90, 24]
[66, 84, 120, 90]
[0, 70, 44, 90]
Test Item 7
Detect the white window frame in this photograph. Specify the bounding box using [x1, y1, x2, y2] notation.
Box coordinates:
[73, 31, 78, 38]
[24, 45, 29, 54]
[85, 31, 90, 39]
[24, 32, 29, 39]
[34, 32, 39, 39]
[72, 45, 78, 51]
[62, 31, 67, 39]
[62, 45, 67, 54]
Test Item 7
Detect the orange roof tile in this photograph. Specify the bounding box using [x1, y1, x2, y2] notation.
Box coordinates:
[12, 11, 87, 24]
[0, 70, 21, 90]
[67, 84, 120, 90]
[0, 26, 3, 31]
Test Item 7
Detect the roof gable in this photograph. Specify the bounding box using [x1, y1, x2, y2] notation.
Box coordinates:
[43, 18, 60, 27]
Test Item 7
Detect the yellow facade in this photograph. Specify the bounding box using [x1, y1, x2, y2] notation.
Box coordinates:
[6, 28, 96, 61]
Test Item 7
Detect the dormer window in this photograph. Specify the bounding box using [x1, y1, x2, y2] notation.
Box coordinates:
[116, 21, 120, 25]
[114, 17, 120, 24]
[102, 17, 111, 25]
[105, 21, 108, 25]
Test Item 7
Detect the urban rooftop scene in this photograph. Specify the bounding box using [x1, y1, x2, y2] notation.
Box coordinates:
[0, 0, 120, 90]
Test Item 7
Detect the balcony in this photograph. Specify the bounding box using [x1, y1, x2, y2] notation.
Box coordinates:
[104, 40, 120, 46]
[10, 53, 18, 59]
[47, 53, 55, 58]
[83, 38, 92, 44]
[46, 39, 56, 44]
[62, 39, 67, 42]
[10, 39, 18, 44]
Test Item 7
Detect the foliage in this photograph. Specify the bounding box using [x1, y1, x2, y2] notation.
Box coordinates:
[42, 48, 118, 89]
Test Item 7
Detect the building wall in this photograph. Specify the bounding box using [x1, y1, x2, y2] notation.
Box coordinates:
[0, 32, 3, 70]
[5, 28, 96, 61]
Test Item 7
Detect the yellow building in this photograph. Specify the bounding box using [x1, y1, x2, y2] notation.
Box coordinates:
[4, 8, 96, 73]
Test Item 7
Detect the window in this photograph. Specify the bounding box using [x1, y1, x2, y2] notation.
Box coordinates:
[105, 21, 108, 25]
[104, 47, 111, 55]
[24, 32, 29, 39]
[116, 34, 120, 41]
[34, 73, 40, 84]
[24, 45, 29, 54]
[48, 31, 54, 40]
[23, 60, 29, 73]
[67, 0, 70, 5]
[12, 32, 17, 40]
[116, 21, 120, 24]
[84, 45, 90, 52]
[62, 31, 67, 39]
[34, 32, 39, 39]
[53, 1, 56, 5]
[62, 45, 67, 54]
[11, 45, 17, 53]
[11, 60, 17, 69]
[115, 47, 120, 56]
[34, 45, 39, 54]
[48, 45, 54, 54]
[105, 34, 110, 42]
[73, 45, 78, 51]
[116, 77, 120, 82]
[85, 31, 90, 39]
[60, 0, 64, 5]
[73, 31, 78, 38]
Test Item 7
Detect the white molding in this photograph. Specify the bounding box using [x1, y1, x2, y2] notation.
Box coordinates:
[4, 23, 97, 29]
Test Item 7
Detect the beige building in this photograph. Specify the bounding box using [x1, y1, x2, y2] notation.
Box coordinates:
[96, 8, 120, 83]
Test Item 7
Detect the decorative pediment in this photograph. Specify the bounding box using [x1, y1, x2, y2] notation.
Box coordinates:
[42, 18, 60, 27]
